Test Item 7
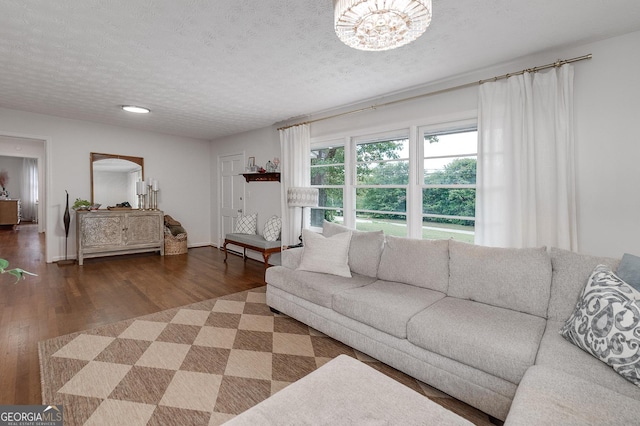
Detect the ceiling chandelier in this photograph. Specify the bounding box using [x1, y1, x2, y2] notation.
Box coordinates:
[334, 0, 432, 51]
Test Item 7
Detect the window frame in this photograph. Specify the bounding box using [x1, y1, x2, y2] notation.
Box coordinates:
[309, 117, 477, 240]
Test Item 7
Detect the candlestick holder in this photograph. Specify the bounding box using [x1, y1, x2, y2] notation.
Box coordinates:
[152, 190, 159, 210]
[138, 194, 144, 210]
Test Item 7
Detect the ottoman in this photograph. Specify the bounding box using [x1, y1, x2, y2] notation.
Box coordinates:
[225, 355, 472, 425]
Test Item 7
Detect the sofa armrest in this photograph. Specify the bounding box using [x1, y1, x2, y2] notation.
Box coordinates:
[282, 247, 304, 269]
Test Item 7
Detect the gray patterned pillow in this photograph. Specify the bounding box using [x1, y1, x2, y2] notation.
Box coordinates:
[234, 213, 257, 234]
[560, 264, 640, 387]
[262, 215, 281, 242]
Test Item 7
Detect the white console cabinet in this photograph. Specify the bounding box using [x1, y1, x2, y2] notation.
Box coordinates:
[76, 210, 164, 265]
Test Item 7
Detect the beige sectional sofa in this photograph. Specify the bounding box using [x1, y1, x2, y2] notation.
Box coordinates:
[265, 222, 640, 424]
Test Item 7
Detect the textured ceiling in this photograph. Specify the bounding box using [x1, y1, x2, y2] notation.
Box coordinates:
[1, 0, 639, 141]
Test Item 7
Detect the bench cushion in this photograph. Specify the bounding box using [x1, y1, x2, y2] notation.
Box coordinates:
[225, 233, 281, 249]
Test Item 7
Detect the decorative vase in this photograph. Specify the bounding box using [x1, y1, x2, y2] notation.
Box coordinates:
[63, 191, 71, 261]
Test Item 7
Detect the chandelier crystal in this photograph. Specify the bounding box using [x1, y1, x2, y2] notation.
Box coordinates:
[334, 0, 432, 51]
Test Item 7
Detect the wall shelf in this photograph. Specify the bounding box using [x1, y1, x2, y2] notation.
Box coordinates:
[242, 172, 280, 183]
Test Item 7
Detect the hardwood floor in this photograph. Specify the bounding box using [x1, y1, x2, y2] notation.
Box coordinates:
[0, 223, 265, 405]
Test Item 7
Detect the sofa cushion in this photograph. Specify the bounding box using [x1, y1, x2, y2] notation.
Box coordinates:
[377, 236, 450, 293]
[505, 366, 640, 426]
[535, 320, 640, 401]
[297, 229, 352, 278]
[560, 265, 640, 387]
[547, 247, 619, 321]
[265, 266, 375, 308]
[323, 221, 384, 278]
[448, 241, 551, 318]
[616, 252, 640, 292]
[332, 280, 446, 339]
[407, 297, 546, 384]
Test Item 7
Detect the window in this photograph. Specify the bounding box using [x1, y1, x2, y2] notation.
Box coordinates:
[310, 120, 477, 242]
[354, 134, 409, 236]
[421, 129, 477, 242]
[310, 142, 345, 228]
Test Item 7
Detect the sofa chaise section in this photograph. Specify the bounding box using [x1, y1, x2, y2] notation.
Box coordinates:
[505, 366, 640, 425]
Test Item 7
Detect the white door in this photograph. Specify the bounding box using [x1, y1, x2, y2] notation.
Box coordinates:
[219, 153, 245, 246]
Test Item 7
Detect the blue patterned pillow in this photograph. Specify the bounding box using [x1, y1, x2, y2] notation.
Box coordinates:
[560, 265, 640, 387]
[616, 253, 640, 292]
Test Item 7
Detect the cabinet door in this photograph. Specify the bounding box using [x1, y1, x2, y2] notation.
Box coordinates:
[126, 213, 162, 245]
[81, 215, 125, 247]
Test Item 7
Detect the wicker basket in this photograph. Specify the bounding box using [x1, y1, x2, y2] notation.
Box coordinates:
[164, 232, 188, 255]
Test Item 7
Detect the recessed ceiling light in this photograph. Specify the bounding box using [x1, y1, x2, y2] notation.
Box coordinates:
[121, 105, 150, 114]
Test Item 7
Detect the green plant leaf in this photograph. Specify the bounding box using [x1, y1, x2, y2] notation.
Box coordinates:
[0, 258, 8, 271]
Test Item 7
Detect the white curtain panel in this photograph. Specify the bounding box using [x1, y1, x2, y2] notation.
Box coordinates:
[476, 64, 577, 250]
[21, 157, 38, 221]
[279, 124, 311, 246]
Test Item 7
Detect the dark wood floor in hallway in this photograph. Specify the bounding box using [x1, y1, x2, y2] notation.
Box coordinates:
[0, 223, 265, 405]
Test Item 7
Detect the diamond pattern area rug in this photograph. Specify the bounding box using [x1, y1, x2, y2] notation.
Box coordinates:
[39, 287, 491, 425]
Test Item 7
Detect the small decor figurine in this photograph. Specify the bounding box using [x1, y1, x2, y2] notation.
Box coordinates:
[266, 160, 276, 173]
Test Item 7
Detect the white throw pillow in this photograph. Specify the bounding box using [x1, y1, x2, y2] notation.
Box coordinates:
[234, 213, 257, 234]
[263, 215, 281, 242]
[297, 229, 352, 278]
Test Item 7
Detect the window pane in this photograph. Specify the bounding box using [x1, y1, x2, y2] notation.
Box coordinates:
[357, 139, 408, 162]
[424, 131, 477, 157]
[424, 157, 476, 185]
[355, 213, 407, 237]
[312, 165, 345, 185]
[356, 188, 406, 213]
[421, 219, 474, 243]
[311, 146, 345, 166]
[311, 209, 342, 228]
[422, 188, 476, 220]
[357, 160, 409, 185]
[318, 188, 343, 208]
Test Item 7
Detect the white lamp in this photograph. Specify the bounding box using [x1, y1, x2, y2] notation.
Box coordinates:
[334, 0, 432, 51]
[287, 187, 319, 247]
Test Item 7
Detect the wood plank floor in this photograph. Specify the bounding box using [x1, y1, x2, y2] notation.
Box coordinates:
[0, 223, 265, 405]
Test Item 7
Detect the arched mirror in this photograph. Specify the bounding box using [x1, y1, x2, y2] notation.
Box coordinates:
[91, 152, 143, 207]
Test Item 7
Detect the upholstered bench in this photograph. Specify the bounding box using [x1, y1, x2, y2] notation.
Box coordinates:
[225, 355, 472, 425]
[223, 233, 281, 268]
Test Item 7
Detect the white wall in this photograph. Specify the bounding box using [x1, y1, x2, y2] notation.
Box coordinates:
[0, 155, 23, 197]
[0, 108, 212, 262]
[210, 126, 281, 264]
[225, 30, 640, 258]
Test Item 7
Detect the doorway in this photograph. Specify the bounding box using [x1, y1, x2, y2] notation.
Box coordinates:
[218, 153, 245, 247]
[0, 135, 46, 234]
